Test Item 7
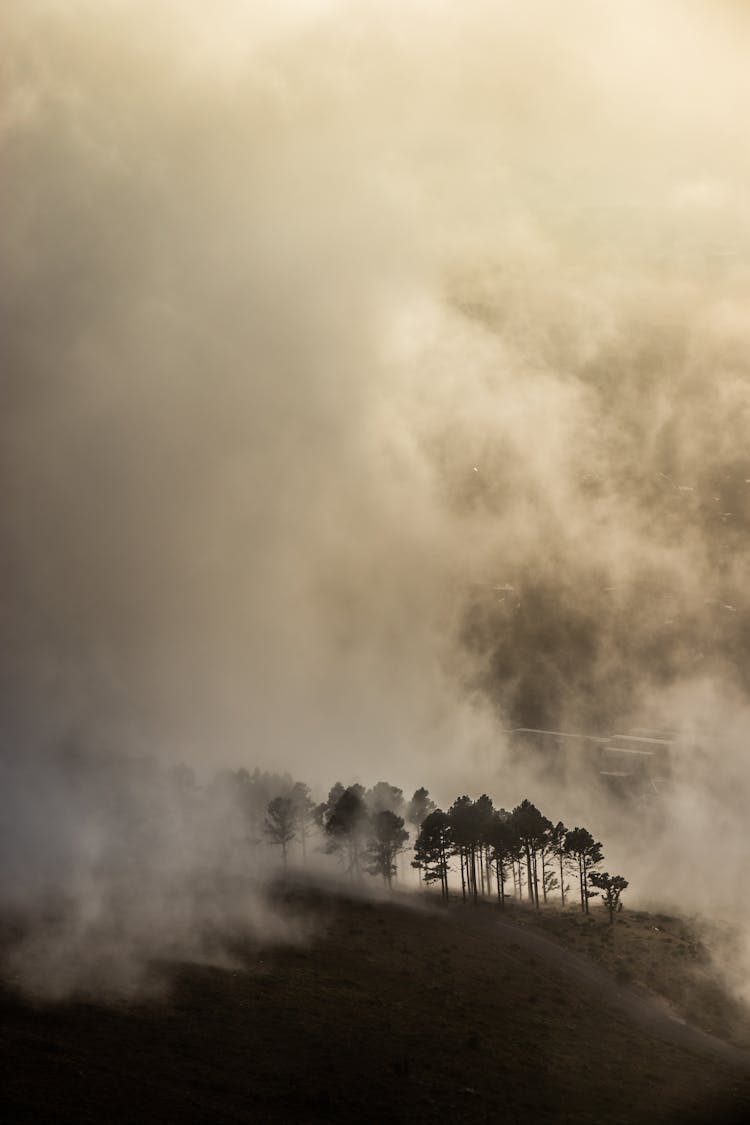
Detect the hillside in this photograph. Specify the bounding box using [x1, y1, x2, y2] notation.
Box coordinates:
[3, 888, 750, 1124]
[521, 902, 750, 1051]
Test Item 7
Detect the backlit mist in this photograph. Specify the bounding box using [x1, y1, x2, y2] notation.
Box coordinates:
[4, 0, 750, 995]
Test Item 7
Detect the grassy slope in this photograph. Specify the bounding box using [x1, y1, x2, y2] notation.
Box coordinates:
[2, 889, 750, 1124]
[523, 901, 750, 1049]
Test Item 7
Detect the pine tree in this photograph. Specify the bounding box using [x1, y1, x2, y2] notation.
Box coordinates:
[412, 809, 453, 899]
[486, 809, 514, 909]
[365, 810, 409, 888]
[565, 827, 604, 914]
[549, 821, 569, 907]
[264, 796, 296, 867]
[509, 800, 552, 909]
[324, 785, 368, 879]
[289, 781, 316, 861]
[589, 871, 628, 923]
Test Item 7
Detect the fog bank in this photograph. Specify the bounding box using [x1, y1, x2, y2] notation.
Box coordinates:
[4, 0, 750, 991]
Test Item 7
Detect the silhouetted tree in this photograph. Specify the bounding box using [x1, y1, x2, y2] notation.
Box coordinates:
[589, 871, 628, 924]
[264, 796, 296, 867]
[565, 827, 604, 914]
[406, 786, 435, 831]
[543, 866, 559, 898]
[510, 799, 552, 909]
[324, 785, 368, 879]
[407, 788, 435, 882]
[549, 821, 569, 907]
[474, 794, 496, 896]
[539, 823, 554, 904]
[365, 810, 409, 888]
[487, 809, 515, 908]
[506, 832, 526, 901]
[446, 796, 467, 901]
[448, 796, 482, 902]
[445, 794, 496, 902]
[314, 781, 345, 829]
[412, 809, 452, 898]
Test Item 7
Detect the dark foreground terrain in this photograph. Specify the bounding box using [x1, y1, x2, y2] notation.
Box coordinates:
[3, 888, 750, 1124]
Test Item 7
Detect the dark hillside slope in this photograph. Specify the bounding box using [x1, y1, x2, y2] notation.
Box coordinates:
[2, 892, 750, 1124]
[520, 903, 750, 1051]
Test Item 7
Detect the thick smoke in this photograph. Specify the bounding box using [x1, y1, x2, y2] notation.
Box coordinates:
[3, 0, 750, 994]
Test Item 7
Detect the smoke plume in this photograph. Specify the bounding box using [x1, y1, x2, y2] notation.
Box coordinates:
[4, 0, 750, 994]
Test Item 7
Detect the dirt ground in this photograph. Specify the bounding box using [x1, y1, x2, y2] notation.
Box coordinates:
[3, 888, 750, 1124]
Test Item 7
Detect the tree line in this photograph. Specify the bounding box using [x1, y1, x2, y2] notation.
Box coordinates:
[263, 780, 426, 890]
[259, 774, 628, 923]
[412, 795, 627, 922]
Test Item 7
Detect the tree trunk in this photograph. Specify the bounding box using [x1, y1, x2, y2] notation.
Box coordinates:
[559, 852, 565, 908]
[495, 855, 505, 909]
[532, 849, 540, 909]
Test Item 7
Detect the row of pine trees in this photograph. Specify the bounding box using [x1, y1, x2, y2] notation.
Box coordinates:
[412, 796, 627, 922]
[261, 777, 628, 923]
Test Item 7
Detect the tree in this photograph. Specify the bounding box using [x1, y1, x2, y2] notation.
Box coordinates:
[407, 788, 436, 883]
[314, 781, 345, 829]
[474, 794, 496, 897]
[589, 872, 628, 924]
[543, 866, 560, 899]
[289, 781, 316, 861]
[565, 827, 604, 914]
[367, 782, 405, 817]
[510, 800, 552, 909]
[549, 821, 569, 908]
[365, 810, 409, 888]
[406, 787, 435, 830]
[235, 767, 296, 846]
[264, 796, 296, 867]
[504, 829, 526, 901]
[539, 821, 555, 904]
[324, 785, 368, 879]
[486, 809, 515, 909]
[448, 796, 486, 903]
[412, 809, 453, 899]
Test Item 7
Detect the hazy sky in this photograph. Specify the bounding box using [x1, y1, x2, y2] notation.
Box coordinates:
[6, 1, 750, 1002]
[4, 0, 750, 795]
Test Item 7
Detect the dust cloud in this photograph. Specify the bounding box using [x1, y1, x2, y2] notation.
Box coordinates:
[3, 0, 750, 995]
